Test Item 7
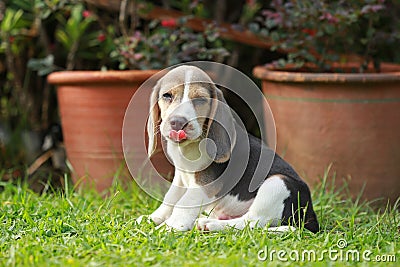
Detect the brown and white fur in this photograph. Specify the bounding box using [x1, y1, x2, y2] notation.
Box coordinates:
[140, 65, 319, 233]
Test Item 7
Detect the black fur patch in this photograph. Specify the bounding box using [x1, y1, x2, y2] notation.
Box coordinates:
[195, 130, 319, 233]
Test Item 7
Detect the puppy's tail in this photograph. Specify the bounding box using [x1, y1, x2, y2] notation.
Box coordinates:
[304, 206, 320, 233]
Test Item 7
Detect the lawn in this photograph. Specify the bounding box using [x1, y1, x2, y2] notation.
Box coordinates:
[0, 173, 398, 267]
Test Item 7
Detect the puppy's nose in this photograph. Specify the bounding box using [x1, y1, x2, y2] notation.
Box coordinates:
[170, 116, 188, 131]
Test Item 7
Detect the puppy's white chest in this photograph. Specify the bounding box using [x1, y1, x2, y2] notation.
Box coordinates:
[178, 171, 196, 188]
[167, 140, 213, 174]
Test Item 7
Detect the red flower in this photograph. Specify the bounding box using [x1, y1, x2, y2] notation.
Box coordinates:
[302, 28, 317, 36]
[161, 18, 177, 28]
[97, 33, 106, 42]
[12, 169, 22, 178]
[9, 36, 15, 43]
[82, 10, 91, 18]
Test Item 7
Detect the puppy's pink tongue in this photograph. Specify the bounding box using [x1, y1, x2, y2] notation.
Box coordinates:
[169, 130, 187, 141]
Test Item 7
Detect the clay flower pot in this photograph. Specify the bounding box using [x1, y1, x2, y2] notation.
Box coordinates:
[48, 70, 173, 192]
[253, 63, 400, 202]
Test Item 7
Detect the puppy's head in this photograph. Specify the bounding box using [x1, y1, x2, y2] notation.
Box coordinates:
[147, 65, 236, 163]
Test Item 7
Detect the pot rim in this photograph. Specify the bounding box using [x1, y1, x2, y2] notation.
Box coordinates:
[47, 70, 160, 85]
[253, 63, 400, 83]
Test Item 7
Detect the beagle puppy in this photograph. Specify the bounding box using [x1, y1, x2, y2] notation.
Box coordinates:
[143, 65, 319, 233]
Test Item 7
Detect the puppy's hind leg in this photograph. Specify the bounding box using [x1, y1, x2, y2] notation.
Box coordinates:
[197, 175, 291, 231]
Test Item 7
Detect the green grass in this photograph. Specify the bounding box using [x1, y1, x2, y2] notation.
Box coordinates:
[0, 174, 398, 267]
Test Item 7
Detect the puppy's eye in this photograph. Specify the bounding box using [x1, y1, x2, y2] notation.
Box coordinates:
[162, 93, 173, 102]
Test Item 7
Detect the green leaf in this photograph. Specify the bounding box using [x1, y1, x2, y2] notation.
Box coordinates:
[27, 55, 54, 69]
[324, 24, 335, 35]
[259, 28, 269, 37]
[360, 38, 368, 45]
[55, 29, 71, 49]
[1, 9, 24, 32]
[270, 31, 280, 42]
[27, 55, 56, 76]
[248, 23, 260, 33]
[41, 9, 52, 20]
[266, 19, 277, 29]
[13, 0, 32, 12]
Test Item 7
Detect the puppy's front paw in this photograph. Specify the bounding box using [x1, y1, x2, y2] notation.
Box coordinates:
[267, 225, 296, 233]
[135, 215, 152, 225]
[135, 214, 164, 226]
[149, 214, 166, 225]
[157, 218, 193, 232]
[196, 218, 225, 232]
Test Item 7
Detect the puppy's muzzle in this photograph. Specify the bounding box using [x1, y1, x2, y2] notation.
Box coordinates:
[170, 116, 188, 131]
[168, 116, 190, 142]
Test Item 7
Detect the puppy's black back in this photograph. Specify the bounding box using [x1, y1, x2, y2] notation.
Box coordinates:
[196, 133, 319, 233]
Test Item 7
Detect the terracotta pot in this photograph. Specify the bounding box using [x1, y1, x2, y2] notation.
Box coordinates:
[48, 70, 173, 192]
[253, 64, 400, 202]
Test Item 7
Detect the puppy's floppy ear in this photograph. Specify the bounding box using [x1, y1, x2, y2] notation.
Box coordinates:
[206, 86, 236, 163]
[147, 81, 161, 157]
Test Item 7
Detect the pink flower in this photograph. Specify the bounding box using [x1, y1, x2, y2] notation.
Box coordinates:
[361, 4, 385, 14]
[190, 0, 199, 9]
[319, 12, 339, 24]
[133, 53, 143, 60]
[262, 10, 282, 25]
[82, 10, 91, 18]
[129, 31, 142, 43]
